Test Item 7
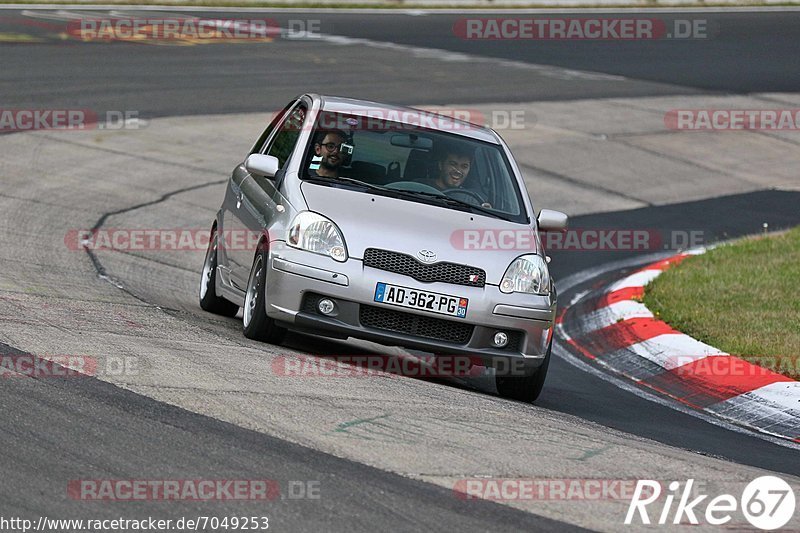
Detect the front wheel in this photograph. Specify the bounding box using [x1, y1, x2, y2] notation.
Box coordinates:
[199, 227, 240, 317]
[242, 249, 287, 344]
[495, 342, 551, 403]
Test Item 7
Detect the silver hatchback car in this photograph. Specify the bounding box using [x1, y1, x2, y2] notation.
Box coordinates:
[199, 94, 568, 402]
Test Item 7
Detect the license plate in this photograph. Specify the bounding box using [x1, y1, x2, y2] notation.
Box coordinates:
[373, 282, 468, 318]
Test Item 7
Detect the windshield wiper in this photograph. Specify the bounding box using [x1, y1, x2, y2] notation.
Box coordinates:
[391, 189, 508, 221]
[304, 175, 392, 193]
[305, 176, 508, 221]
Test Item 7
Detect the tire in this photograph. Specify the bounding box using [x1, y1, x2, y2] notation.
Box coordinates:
[495, 341, 551, 403]
[242, 248, 287, 344]
[199, 227, 240, 317]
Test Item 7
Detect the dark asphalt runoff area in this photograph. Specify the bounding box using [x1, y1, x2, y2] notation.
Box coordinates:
[1, 9, 799, 116]
[1, 6, 799, 530]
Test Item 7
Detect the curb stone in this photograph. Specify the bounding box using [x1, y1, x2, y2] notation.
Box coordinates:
[558, 249, 800, 442]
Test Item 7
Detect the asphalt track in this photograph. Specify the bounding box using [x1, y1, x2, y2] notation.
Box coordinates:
[1, 7, 799, 532]
[0, 340, 577, 532]
[2, 9, 800, 115]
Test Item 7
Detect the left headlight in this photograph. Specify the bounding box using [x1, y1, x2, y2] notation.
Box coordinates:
[286, 211, 347, 262]
[499, 254, 550, 295]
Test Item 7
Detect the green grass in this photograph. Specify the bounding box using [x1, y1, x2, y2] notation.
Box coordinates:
[643, 227, 800, 379]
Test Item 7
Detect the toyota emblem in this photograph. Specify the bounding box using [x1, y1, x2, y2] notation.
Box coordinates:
[417, 249, 437, 263]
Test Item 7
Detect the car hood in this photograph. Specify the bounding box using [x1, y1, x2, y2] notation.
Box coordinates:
[300, 182, 539, 285]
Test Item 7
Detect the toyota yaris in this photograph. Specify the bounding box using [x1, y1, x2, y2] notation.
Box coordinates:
[199, 94, 568, 402]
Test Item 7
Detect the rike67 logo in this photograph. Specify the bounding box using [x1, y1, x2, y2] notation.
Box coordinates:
[625, 476, 796, 530]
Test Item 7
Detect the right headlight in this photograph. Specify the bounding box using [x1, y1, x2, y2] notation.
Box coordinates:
[499, 254, 550, 296]
[286, 211, 347, 262]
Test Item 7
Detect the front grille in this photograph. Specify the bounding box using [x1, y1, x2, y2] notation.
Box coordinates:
[363, 248, 486, 287]
[360, 305, 474, 345]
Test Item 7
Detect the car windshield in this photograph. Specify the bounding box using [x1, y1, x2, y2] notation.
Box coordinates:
[301, 110, 528, 223]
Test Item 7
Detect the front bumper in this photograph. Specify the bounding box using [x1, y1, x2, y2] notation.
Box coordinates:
[265, 244, 556, 373]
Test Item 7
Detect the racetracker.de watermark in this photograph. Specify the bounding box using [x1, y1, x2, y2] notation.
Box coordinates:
[64, 228, 265, 252]
[67, 479, 320, 501]
[66, 17, 322, 42]
[271, 354, 494, 378]
[453, 17, 711, 40]
[67, 228, 707, 253]
[665, 109, 800, 130]
[450, 229, 706, 252]
[666, 355, 799, 378]
[301, 107, 534, 132]
[0, 354, 139, 378]
[0, 109, 143, 132]
[453, 478, 651, 501]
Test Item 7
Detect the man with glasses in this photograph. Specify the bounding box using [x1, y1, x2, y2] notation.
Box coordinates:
[310, 129, 350, 178]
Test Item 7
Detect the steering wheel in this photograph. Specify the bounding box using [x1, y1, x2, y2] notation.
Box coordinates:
[384, 181, 444, 195]
[441, 188, 487, 206]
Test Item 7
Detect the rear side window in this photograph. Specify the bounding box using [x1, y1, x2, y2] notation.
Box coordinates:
[267, 105, 307, 169]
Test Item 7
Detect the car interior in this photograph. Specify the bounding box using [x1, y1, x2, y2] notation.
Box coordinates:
[301, 119, 524, 217]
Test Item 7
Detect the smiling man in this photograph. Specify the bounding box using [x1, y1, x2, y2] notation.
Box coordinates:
[434, 144, 473, 190]
[311, 129, 349, 178]
[432, 143, 491, 208]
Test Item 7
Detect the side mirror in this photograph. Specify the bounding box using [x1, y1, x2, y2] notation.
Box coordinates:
[245, 154, 280, 178]
[537, 209, 568, 231]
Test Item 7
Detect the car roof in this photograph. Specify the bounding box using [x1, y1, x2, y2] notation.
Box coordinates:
[311, 94, 501, 144]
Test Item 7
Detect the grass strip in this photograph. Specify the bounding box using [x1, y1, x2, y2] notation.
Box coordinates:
[644, 226, 800, 379]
